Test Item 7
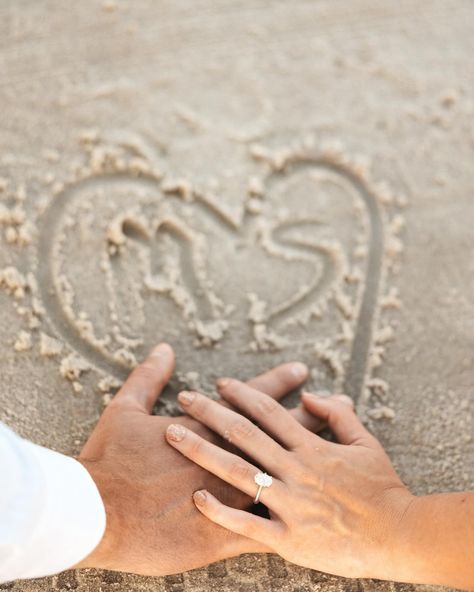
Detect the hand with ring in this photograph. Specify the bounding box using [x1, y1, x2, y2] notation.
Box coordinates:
[165, 378, 473, 589]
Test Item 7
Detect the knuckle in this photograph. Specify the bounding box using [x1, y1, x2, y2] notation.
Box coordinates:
[186, 394, 207, 417]
[332, 400, 354, 415]
[255, 395, 279, 417]
[327, 454, 346, 473]
[228, 460, 253, 482]
[132, 363, 158, 382]
[189, 436, 204, 456]
[332, 394, 354, 408]
[275, 367, 294, 388]
[285, 430, 307, 452]
[228, 418, 255, 440]
[287, 453, 308, 478]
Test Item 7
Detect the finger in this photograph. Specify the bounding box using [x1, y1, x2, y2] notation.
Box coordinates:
[289, 404, 325, 431]
[217, 361, 308, 412]
[245, 362, 308, 400]
[165, 423, 285, 508]
[216, 378, 309, 450]
[289, 394, 355, 432]
[301, 393, 380, 448]
[177, 391, 287, 474]
[112, 343, 175, 414]
[193, 489, 281, 547]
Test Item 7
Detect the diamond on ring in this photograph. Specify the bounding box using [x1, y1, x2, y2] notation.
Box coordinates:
[254, 472, 273, 487]
[253, 472, 273, 504]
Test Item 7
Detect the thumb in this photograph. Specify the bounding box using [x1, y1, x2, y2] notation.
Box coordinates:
[289, 393, 354, 432]
[112, 343, 175, 413]
[301, 392, 379, 448]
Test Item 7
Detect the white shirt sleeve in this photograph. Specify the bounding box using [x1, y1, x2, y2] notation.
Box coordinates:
[0, 422, 106, 583]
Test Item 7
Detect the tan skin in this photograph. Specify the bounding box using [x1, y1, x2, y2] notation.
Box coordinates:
[165, 379, 474, 591]
[75, 343, 352, 575]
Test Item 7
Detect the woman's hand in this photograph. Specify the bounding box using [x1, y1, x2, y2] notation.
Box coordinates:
[165, 378, 415, 582]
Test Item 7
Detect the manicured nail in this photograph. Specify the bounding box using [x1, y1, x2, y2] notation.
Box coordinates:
[290, 362, 308, 379]
[178, 391, 196, 406]
[150, 343, 172, 358]
[193, 490, 207, 507]
[166, 424, 186, 442]
[216, 377, 231, 389]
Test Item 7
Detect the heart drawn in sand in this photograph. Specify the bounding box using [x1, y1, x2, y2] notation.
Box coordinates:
[36, 133, 401, 403]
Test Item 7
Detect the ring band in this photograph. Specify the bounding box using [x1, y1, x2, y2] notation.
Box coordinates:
[253, 472, 273, 504]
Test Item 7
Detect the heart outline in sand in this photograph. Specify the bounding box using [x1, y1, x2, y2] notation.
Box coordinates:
[36, 135, 400, 404]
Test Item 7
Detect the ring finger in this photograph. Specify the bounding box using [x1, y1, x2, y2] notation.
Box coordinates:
[165, 423, 285, 510]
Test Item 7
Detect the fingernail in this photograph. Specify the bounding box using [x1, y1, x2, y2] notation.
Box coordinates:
[334, 394, 354, 407]
[290, 362, 308, 379]
[216, 377, 231, 389]
[178, 391, 196, 406]
[150, 343, 172, 358]
[302, 391, 319, 400]
[166, 423, 186, 442]
[193, 490, 207, 506]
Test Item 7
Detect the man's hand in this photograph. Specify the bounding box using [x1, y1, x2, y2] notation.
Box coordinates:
[75, 343, 335, 576]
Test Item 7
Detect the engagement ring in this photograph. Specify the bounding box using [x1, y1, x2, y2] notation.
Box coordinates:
[253, 472, 273, 504]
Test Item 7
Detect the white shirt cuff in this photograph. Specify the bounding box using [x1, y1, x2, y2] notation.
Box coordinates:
[0, 425, 106, 582]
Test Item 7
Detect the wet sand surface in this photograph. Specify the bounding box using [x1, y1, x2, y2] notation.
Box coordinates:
[0, 1, 473, 591]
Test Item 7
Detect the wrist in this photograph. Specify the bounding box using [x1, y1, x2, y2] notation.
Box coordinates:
[371, 488, 420, 583]
[73, 459, 116, 570]
[391, 492, 474, 590]
[387, 492, 428, 583]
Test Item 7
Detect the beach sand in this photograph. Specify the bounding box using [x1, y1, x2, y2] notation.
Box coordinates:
[0, 1, 473, 591]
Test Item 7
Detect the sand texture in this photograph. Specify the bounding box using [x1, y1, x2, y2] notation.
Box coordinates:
[0, 1, 473, 591]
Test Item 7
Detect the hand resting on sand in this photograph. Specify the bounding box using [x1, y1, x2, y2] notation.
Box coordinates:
[75, 343, 351, 575]
[166, 378, 474, 591]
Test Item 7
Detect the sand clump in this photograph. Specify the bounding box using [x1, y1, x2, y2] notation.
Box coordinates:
[14, 330, 33, 352]
[101, 393, 113, 406]
[39, 332, 63, 357]
[0, 266, 28, 299]
[194, 319, 229, 347]
[0, 203, 26, 225]
[367, 405, 396, 420]
[161, 178, 193, 202]
[247, 293, 289, 352]
[0, 202, 34, 246]
[59, 353, 91, 382]
[176, 370, 202, 391]
[381, 287, 402, 310]
[314, 342, 345, 389]
[97, 375, 123, 393]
